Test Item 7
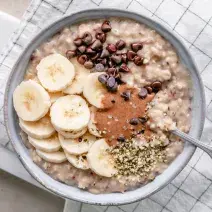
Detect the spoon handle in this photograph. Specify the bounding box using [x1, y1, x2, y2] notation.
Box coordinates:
[172, 129, 212, 158]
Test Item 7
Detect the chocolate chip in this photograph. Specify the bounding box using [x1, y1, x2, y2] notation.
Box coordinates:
[82, 32, 92, 45]
[121, 53, 128, 63]
[111, 99, 115, 103]
[110, 82, 118, 92]
[106, 44, 117, 53]
[77, 55, 87, 65]
[84, 61, 94, 69]
[108, 59, 115, 68]
[95, 63, 105, 72]
[116, 73, 125, 84]
[121, 90, 131, 101]
[131, 42, 143, 52]
[86, 47, 96, 55]
[91, 40, 102, 50]
[106, 76, 116, 90]
[101, 20, 112, 32]
[129, 118, 139, 125]
[138, 117, 147, 124]
[138, 129, 145, 134]
[74, 38, 82, 46]
[134, 56, 144, 66]
[145, 86, 152, 94]
[111, 55, 122, 64]
[98, 74, 108, 85]
[116, 40, 126, 50]
[66, 50, 76, 59]
[117, 135, 125, 142]
[91, 53, 100, 61]
[100, 49, 110, 58]
[119, 63, 130, 72]
[82, 155, 87, 159]
[78, 45, 86, 54]
[96, 32, 106, 43]
[107, 67, 117, 76]
[151, 81, 162, 92]
[138, 88, 148, 99]
[115, 72, 122, 81]
[97, 58, 107, 65]
[127, 50, 137, 61]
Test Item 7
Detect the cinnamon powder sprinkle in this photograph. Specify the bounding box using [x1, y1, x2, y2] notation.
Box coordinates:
[95, 85, 155, 146]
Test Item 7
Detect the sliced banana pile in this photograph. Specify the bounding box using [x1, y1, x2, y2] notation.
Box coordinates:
[13, 53, 117, 176]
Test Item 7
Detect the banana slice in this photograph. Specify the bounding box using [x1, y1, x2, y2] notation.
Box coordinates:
[13, 80, 51, 121]
[49, 92, 64, 104]
[87, 139, 117, 177]
[65, 152, 89, 170]
[50, 95, 90, 131]
[56, 127, 87, 139]
[59, 132, 96, 155]
[19, 115, 55, 139]
[28, 133, 61, 152]
[63, 58, 89, 95]
[83, 73, 107, 108]
[88, 107, 102, 137]
[36, 150, 67, 163]
[37, 54, 75, 92]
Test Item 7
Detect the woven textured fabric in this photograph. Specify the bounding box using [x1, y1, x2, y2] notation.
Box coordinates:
[1, 0, 212, 211]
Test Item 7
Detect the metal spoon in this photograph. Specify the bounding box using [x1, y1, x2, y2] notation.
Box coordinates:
[172, 129, 212, 158]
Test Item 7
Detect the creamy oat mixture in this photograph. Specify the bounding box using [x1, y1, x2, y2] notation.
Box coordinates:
[13, 18, 192, 194]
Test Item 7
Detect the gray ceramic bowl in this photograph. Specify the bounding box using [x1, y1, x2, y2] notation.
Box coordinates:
[4, 9, 205, 205]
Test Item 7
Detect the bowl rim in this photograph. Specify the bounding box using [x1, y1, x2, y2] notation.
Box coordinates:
[4, 8, 205, 205]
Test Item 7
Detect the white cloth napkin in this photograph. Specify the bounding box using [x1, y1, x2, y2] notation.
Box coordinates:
[1, 0, 212, 211]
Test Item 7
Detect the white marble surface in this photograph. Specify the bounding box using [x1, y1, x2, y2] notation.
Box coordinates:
[1, 0, 212, 212]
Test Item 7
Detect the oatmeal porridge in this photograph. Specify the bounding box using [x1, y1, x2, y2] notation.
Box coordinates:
[12, 18, 192, 194]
